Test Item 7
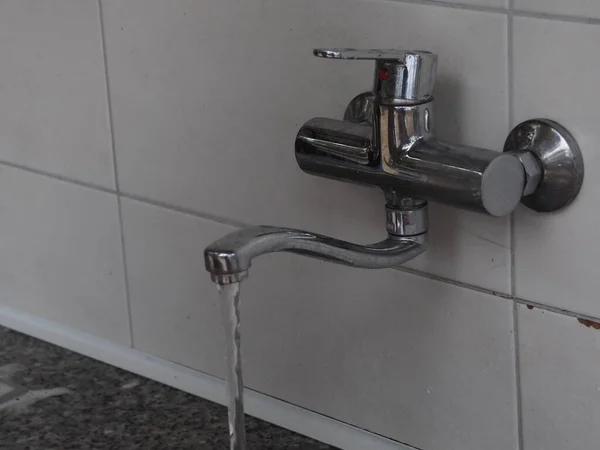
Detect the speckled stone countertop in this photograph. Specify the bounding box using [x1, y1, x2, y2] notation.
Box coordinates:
[0, 326, 337, 450]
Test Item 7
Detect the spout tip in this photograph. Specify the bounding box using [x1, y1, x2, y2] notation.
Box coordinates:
[204, 245, 248, 283]
[205, 226, 276, 282]
[210, 271, 249, 285]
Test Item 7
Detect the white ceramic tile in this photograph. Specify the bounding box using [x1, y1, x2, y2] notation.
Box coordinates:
[0, 166, 129, 344]
[512, 18, 600, 317]
[518, 305, 600, 450]
[515, 0, 600, 20]
[406, 203, 511, 293]
[121, 198, 236, 372]
[0, 1, 114, 188]
[104, 0, 510, 293]
[122, 198, 518, 450]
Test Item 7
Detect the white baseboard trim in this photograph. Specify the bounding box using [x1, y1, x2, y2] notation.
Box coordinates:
[0, 305, 417, 450]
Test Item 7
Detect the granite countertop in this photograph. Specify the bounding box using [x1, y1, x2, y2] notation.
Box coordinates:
[0, 326, 337, 450]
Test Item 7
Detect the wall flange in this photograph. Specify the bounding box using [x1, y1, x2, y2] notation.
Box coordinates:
[504, 119, 584, 212]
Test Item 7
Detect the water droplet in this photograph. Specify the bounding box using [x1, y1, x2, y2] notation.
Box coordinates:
[426, 387, 432, 394]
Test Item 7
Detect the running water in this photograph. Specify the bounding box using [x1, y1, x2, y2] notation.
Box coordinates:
[218, 282, 247, 450]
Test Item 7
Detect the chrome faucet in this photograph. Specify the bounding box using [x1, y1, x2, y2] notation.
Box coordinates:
[205, 48, 584, 284]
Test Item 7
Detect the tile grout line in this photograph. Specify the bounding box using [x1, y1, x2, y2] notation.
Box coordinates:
[396, 266, 600, 323]
[97, 0, 135, 349]
[0, 158, 115, 195]
[2, 153, 600, 324]
[390, 0, 508, 14]
[507, 1, 525, 448]
[0, 156, 247, 229]
[388, 0, 600, 25]
[397, 266, 511, 299]
[513, 299, 524, 450]
[514, 8, 600, 24]
[120, 192, 250, 229]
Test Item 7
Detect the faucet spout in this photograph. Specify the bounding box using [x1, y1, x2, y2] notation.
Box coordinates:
[204, 224, 428, 285]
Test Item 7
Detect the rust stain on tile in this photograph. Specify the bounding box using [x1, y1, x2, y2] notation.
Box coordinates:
[577, 318, 600, 330]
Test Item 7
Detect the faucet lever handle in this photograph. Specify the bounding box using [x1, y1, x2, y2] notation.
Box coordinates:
[313, 48, 434, 61]
[314, 48, 438, 105]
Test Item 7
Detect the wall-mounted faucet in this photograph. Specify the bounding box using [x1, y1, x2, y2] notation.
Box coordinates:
[205, 48, 584, 284]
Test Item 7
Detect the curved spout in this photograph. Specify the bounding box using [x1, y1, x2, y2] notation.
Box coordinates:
[204, 226, 428, 285]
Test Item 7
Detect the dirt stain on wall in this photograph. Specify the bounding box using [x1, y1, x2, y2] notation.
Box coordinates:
[577, 318, 600, 330]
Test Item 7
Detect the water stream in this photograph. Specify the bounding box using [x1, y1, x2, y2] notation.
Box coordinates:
[218, 282, 247, 450]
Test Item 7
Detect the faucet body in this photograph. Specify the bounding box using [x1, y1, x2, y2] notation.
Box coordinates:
[297, 49, 526, 217]
[205, 48, 584, 284]
[297, 103, 525, 217]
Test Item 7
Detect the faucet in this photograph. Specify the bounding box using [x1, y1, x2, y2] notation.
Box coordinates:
[205, 48, 584, 285]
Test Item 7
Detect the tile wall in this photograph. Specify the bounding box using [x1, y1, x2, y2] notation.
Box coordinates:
[0, 0, 599, 448]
